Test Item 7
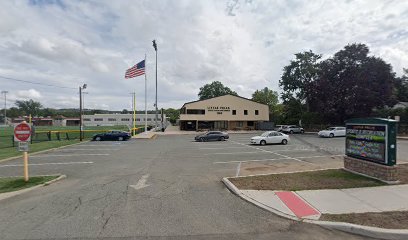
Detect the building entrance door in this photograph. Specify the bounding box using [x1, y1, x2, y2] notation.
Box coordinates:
[214, 121, 228, 130]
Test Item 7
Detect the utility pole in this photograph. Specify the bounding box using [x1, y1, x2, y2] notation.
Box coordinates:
[79, 84, 87, 141]
[1, 91, 7, 126]
[152, 40, 158, 131]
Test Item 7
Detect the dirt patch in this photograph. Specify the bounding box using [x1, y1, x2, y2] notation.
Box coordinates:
[229, 169, 388, 191]
[321, 211, 408, 229]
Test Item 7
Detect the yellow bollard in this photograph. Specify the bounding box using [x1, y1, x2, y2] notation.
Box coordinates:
[23, 151, 29, 182]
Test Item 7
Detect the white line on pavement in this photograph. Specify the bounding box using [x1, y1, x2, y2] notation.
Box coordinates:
[130, 174, 150, 190]
[236, 162, 241, 177]
[0, 162, 94, 167]
[58, 149, 119, 151]
[213, 154, 344, 164]
[199, 146, 252, 150]
[204, 151, 264, 155]
[30, 154, 109, 158]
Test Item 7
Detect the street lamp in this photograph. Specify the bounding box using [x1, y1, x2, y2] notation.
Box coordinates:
[152, 40, 158, 130]
[79, 84, 87, 141]
[1, 91, 7, 126]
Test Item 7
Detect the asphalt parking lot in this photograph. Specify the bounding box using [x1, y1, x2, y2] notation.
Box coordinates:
[0, 133, 407, 239]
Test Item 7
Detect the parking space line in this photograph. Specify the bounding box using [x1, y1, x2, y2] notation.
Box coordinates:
[0, 162, 94, 167]
[204, 151, 265, 155]
[30, 154, 109, 158]
[213, 154, 344, 164]
[199, 146, 252, 150]
[236, 162, 241, 177]
[228, 140, 317, 165]
[57, 149, 119, 151]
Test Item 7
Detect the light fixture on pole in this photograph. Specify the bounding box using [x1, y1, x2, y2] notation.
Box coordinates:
[1, 91, 8, 126]
[79, 84, 87, 141]
[152, 40, 158, 131]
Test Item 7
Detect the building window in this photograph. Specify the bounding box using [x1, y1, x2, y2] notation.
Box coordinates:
[108, 118, 116, 121]
[94, 118, 103, 121]
[83, 118, 91, 121]
[255, 110, 259, 115]
[147, 118, 152, 121]
[186, 109, 205, 115]
[232, 110, 236, 115]
[237, 121, 244, 127]
[244, 110, 248, 115]
[136, 118, 141, 121]
[247, 121, 254, 126]
[121, 118, 130, 121]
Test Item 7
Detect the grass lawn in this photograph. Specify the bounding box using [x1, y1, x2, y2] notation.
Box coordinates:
[0, 175, 59, 193]
[229, 169, 388, 191]
[321, 211, 408, 229]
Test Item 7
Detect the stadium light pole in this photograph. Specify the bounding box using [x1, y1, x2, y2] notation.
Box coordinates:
[79, 84, 87, 141]
[152, 40, 158, 130]
[1, 91, 7, 126]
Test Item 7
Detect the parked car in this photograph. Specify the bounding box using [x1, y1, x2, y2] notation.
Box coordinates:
[274, 125, 288, 132]
[281, 125, 304, 134]
[318, 127, 346, 138]
[250, 131, 289, 145]
[92, 130, 131, 141]
[195, 131, 229, 142]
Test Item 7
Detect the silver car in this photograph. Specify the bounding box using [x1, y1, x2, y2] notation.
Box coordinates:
[281, 125, 305, 134]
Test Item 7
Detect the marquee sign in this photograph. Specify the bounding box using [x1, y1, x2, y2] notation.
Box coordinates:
[345, 118, 397, 166]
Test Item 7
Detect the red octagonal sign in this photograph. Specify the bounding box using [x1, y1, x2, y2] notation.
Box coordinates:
[14, 122, 31, 142]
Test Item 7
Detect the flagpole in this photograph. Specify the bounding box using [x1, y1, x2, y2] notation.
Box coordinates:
[133, 92, 136, 136]
[144, 54, 147, 133]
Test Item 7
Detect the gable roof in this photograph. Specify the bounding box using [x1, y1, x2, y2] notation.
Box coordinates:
[181, 94, 268, 109]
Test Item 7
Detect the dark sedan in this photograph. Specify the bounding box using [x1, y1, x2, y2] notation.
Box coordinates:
[194, 131, 229, 142]
[92, 130, 131, 141]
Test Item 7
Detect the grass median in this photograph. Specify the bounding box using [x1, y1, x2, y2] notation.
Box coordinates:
[229, 169, 389, 191]
[0, 175, 59, 194]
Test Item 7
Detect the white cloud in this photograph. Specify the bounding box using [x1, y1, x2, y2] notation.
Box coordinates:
[0, 0, 407, 110]
[16, 89, 42, 100]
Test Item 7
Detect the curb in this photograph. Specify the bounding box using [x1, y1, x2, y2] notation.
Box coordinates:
[222, 177, 408, 240]
[0, 174, 66, 202]
[0, 140, 89, 164]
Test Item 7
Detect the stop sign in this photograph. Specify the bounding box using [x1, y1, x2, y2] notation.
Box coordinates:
[14, 122, 31, 142]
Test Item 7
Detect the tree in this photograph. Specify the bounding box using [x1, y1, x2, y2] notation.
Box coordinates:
[310, 43, 396, 123]
[121, 109, 129, 114]
[164, 108, 180, 124]
[251, 87, 279, 121]
[395, 69, 408, 102]
[15, 99, 43, 116]
[198, 81, 238, 100]
[279, 50, 321, 105]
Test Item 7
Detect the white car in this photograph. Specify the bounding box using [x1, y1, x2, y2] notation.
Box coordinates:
[250, 131, 290, 145]
[318, 127, 346, 138]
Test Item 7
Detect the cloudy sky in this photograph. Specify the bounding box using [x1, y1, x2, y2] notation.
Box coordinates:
[1, 0, 407, 111]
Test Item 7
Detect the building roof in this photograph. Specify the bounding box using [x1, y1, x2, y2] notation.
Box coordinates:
[181, 94, 268, 109]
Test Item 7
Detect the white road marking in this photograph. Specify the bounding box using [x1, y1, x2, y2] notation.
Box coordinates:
[79, 144, 121, 146]
[130, 174, 150, 190]
[213, 154, 344, 164]
[30, 154, 109, 158]
[199, 146, 251, 150]
[204, 151, 264, 155]
[236, 162, 241, 177]
[58, 149, 119, 151]
[0, 161, 94, 167]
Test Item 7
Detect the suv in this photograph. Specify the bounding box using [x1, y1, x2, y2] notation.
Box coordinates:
[274, 125, 288, 132]
[281, 125, 304, 134]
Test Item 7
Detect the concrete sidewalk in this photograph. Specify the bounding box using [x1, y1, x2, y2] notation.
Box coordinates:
[238, 184, 408, 219]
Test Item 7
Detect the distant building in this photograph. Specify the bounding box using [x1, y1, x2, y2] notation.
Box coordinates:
[53, 115, 80, 126]
[179, 94, 269, 131]
[82, 113, 167, 127]
[12, 116, 53, 126]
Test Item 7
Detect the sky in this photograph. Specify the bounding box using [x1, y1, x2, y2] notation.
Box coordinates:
[0, 0, 408, 111]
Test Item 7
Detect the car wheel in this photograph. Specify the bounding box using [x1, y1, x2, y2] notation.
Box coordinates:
[281, 139, 288, 145]
[329, 133, 334, 138]
[290, 130, 294, 134]
[300, 130, 304, 134]
[260, 140, 266, 146]
[118, 136, 124, 141]
[200, 137, 205, 142]
[219, 136, 225, 141]
[95, 136, 101, 141]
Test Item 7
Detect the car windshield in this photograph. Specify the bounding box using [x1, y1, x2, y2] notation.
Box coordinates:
[260, 132, 270, 137]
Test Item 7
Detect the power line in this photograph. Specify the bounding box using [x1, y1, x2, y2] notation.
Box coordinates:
[0, 75, 77, 90]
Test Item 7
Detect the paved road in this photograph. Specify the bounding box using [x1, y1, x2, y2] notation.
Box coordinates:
[0, 134, 399, 239]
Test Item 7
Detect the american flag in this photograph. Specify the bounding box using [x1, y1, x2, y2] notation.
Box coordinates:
[125, 60, 145, 78]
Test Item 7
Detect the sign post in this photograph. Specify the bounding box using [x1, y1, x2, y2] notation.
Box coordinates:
[14, 122, 31, 182]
